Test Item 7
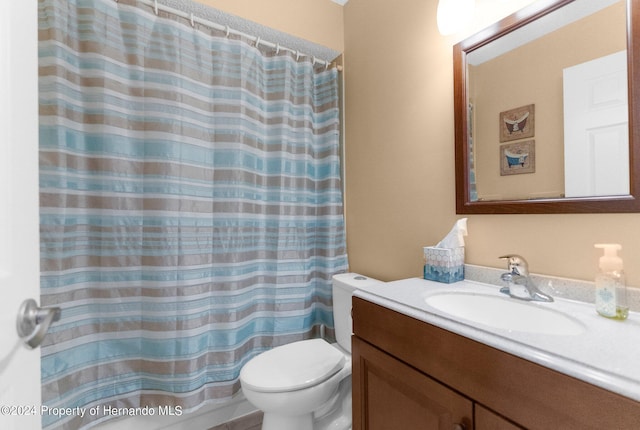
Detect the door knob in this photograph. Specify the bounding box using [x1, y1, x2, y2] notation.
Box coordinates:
[16, 299, 61, 349]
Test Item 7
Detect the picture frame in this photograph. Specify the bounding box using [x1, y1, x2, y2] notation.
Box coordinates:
[499, 104, 535, 142]
[500, 140, 535, 175]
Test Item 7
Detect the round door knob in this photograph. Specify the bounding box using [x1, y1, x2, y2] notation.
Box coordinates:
[16, 299, 61, 349]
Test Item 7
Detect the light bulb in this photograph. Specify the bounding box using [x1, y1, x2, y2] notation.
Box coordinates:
[437, 0, 476, 35]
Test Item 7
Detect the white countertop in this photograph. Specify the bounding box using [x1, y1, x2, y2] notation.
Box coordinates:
[353, 277, 640, 402]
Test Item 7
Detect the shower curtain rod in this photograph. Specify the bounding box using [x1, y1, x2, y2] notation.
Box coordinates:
[118, 0, 342, 70]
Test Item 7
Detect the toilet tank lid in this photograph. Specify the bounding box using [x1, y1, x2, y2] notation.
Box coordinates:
[240, 339, 345, 393]
[332, 272, 384, 289]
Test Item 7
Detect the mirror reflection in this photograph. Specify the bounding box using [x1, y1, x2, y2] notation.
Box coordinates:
[466, 0, 627, 202]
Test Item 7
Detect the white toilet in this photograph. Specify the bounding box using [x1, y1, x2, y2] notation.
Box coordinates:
[239, 273, 383, 430]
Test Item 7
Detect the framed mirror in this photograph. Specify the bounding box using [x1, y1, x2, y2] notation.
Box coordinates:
[454, 0, 640, 214]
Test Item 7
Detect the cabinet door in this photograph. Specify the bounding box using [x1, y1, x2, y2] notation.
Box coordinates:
[352, 336, 473, 430]
[475, 405, 524, 430]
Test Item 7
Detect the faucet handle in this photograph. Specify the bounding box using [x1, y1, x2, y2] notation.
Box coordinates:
[499, 254, 529, 277]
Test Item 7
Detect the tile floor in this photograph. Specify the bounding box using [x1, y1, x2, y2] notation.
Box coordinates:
[209, 411, 263, 430]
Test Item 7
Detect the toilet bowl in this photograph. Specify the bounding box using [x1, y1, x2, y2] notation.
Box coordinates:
[239, 273, 383, 430]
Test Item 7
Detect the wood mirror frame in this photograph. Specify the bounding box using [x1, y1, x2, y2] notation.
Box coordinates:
[454, 0, 640, 214]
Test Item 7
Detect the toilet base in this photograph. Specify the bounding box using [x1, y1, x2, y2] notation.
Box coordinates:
[262, 412, 313, 430]
[253, 368, 352, 430]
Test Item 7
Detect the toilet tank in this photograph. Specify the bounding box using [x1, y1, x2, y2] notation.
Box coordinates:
[332, 273, 384, 353]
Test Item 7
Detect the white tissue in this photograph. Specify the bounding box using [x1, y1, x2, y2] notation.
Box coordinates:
[435, 218, 468, 248]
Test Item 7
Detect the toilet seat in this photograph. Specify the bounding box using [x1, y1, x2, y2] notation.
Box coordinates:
[241, 338, 346, 393]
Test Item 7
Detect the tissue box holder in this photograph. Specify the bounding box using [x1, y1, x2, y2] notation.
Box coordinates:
[423, 246, 464, 283]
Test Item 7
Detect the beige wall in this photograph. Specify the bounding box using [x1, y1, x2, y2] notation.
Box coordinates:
[195, 0, 344, 52]
[343, 0, 640, 286]
[343, 0, 454, 282]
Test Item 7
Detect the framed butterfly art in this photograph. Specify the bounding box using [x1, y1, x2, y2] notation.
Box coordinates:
[499, 104, 534, 142]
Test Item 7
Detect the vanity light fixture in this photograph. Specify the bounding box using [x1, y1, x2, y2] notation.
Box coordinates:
[437, 0, 475, 35]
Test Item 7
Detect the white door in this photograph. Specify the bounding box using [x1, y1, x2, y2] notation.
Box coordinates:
[0, 1, 42, 429]
[563, 50, 629, 198]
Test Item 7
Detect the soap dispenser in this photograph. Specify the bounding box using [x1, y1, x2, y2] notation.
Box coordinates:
[594, 244, 628, 320]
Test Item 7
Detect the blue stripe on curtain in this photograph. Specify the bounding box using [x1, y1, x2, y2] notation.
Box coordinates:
[38, 0, 348, 428]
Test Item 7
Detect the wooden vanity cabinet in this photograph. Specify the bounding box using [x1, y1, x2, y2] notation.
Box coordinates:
[352, 297, 640, 430]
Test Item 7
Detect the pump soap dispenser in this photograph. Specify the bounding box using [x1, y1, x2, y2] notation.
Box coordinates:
[594, 244, 629, 320]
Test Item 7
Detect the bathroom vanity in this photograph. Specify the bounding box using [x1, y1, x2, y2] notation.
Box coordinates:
[351, 278, 640, 429]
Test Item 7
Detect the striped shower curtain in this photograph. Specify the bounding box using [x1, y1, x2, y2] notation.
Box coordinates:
[38, 0, 348, 429]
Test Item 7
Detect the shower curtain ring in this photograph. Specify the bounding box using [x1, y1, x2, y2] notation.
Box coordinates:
[153, 0, 159, 15]
[225, 25, 230, 37]
[255, 37, 261, 48]
[275, 43, 280, 55]
[295, 51, 300, 61]
[190, 13, 195, 27]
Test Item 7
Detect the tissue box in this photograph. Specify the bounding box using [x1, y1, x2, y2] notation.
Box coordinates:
[423, 246, 464, 283]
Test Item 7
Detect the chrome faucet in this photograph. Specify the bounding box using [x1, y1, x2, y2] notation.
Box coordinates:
[499, 255, 553, 302]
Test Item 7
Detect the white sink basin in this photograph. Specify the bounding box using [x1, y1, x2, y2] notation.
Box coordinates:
[424, 292, 586, 335]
